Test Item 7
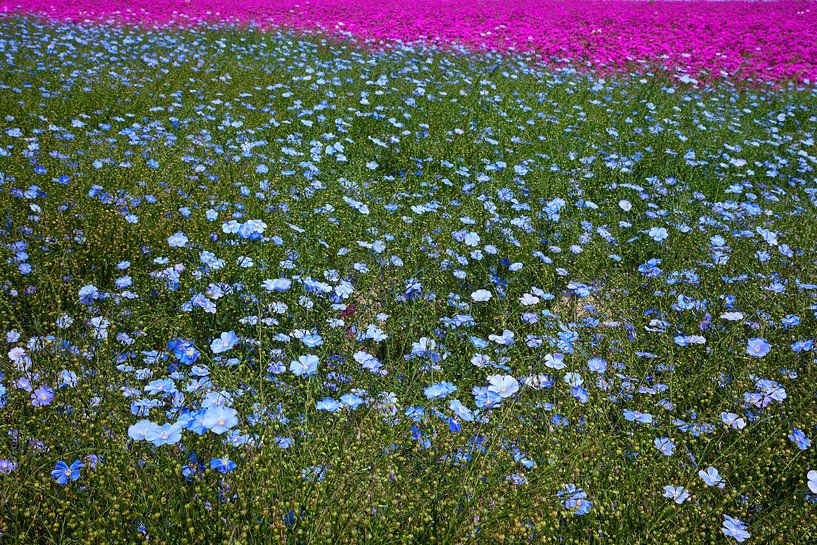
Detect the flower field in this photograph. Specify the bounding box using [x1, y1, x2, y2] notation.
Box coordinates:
[1, 2, 817, 544]
[3, 0, 817, 82]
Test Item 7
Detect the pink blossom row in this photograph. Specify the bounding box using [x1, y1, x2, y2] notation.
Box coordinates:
[3, 0, 816, 82]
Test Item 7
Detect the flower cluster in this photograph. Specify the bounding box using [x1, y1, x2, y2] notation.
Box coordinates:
[0, 12, 816, 544]
[3, 0, 817, 82]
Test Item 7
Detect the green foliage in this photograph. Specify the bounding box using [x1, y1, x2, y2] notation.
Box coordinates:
[0, 17, 816, 545]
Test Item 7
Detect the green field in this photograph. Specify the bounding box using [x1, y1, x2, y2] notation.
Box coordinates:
[1, 17, 817, 544]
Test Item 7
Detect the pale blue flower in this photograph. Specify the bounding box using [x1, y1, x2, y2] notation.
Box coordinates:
[210, 331, 238, 354]
[699, 466, 725, 488]
[290, 354, 319, 378]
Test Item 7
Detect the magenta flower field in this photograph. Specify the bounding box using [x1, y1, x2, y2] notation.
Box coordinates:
[2, 0, 816, 81]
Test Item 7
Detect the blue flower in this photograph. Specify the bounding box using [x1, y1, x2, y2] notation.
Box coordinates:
[424, 381, 457, 400]
[587, 358, 607, 373]
[0, 459, 17, 475]
[788, 428, 811, 450]
[51, 460, 83, 485]
[301, 333, 324, 348]
[558, 484, 592, 515]
[286, 353, 318, 377]
[301, 465, 328, 482]
[648, 227, 668, 243]
[237, 219, 267, 239]
[201, 406, 239, 434]
[808, 470, 817, 495]
[340, 393, 365, 409]
[127, 419, 155, 441]
[487, 375, 520, 398]
[623, 410, 653, 424]
[169, 339, 200, 365]
[449, 399, 475, 422]
[262, 278, 292, 292]
[210, 458, 236, 474]
[31, 386, 54, 407]
[722, 515, 750, 542]
[662, 485, 690, 504]
[488, 329, 515, 346]
[471, 289, 492, 302]
[78, 284, 99, 305]
[145, 423, 184, 446]
[463, 231, 481, 246]
[316, 398, 342, 412]
[746, 338, 770, 358]
[210, 331, 238, 354]
[699, 466, 725, 488]
[654, 437, 676, 456]
[56, 314, 73, 329]
[472, 386, 502, 409]
[544, 353, 565, 369]
[721, 412, 747, 430]
[167, 232, 189, 248]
